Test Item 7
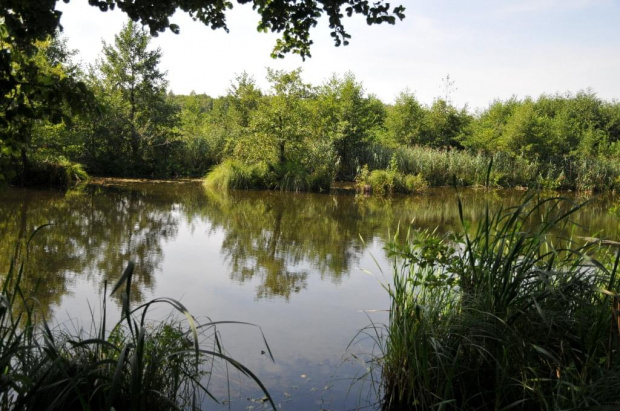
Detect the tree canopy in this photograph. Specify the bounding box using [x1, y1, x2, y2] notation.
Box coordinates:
[3, 0, 406, 58]
[0, 0, 405, 184]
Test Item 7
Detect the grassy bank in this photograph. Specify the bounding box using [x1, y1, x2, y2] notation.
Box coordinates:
[204, 159, 333, 192]
[1, 231, 274, 410]
[205, 147, 620, 194]
[373, 193, 620, 409]
[360, 146, 620, 192]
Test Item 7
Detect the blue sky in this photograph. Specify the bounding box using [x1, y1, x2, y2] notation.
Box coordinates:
[57, 0, 620, 110]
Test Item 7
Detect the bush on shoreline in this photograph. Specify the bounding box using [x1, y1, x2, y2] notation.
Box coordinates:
[13, 157, 89, 189]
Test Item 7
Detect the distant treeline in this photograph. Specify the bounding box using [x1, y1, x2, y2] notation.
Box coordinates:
[10, 22, 620, 191]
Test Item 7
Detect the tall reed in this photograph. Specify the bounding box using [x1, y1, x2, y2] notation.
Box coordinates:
[374, 192, 620, 409]
[357, 144, 620, 191]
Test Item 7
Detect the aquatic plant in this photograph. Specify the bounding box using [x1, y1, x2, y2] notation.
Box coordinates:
[366, 192, 620, 409]
[203, 159, 270, 190]
[14, 157, 89, 188]
[204, 157, 333, 192]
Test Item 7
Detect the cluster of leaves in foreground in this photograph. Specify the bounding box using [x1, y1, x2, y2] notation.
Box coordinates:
[369, 193, 620, 410]
[0, 233, 274, 410]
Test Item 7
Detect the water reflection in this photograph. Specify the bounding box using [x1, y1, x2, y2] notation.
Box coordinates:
[1, 182, 619, 316]
[0, 184, 185, 317]
[3, 182, 620, 409]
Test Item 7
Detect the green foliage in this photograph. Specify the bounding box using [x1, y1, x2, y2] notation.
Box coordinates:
[250, 68, 313, 166]
[384, 90, 426, 146]
[313, 72, 386, 180]
[10, 0, 404, 59]
[424, 98, 472, 148]
[170, 92, 226, 176]
[466, 92, 620, 162]
[369, 194, 620, 410]
[355, 157, 428, 195]
[0, 32, 93, 185]
[1, 0, 406, 183]
[90, 21, 179, 176]
[16, 157, 89, 188]
[7, 31, 620, 195]
[204, 159, 271, 190]
[204, 155, 334, 193]
[384, 91, 471, 149]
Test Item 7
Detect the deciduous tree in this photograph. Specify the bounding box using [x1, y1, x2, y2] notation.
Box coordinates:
[93, 21, 179, 175]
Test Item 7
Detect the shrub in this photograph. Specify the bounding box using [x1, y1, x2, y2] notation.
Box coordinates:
[15, 158, 89, 188]
[355, 163, 428, 195]
[205, 156, 335, 193]
[402, 173, 427, 192]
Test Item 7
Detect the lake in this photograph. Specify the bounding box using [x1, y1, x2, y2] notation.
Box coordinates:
[1, 180, 619, 410]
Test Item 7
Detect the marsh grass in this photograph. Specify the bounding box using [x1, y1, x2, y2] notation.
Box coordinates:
[204, 158, 333, 192]
[358, 145, 620, 192]
[361, 192, 620, 410]
[203, 159, 271, 190]
[354, 164, 428, 195]
[0, 229, 275, 410]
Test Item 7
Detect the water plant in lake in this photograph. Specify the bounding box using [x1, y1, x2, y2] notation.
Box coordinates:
[0, 228, 275, 410]
[364, 192, 620, 410]
[204, 158, 333, 192]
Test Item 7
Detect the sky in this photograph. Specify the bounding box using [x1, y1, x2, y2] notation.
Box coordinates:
[56, 0, 620, 110]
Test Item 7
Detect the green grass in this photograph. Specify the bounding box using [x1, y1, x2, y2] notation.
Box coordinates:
[364, 192, 620, 410]
[357, 144, 620, 192]
[355, 164, 428, 195]
[204, 158, 333, 192]
[0, 227, 275, 410]
[203, 159, 271, 190]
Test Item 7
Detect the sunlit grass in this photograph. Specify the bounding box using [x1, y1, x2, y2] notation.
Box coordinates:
[363, 192, 620, 409]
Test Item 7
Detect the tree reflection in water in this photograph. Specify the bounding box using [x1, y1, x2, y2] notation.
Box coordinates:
[1, 181, 619, 314]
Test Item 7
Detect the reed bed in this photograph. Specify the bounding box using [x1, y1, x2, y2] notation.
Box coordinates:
[366, 192, 620, 410]
[357, 145, 620, 192]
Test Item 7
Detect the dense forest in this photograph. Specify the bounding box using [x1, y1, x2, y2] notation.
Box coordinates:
[6, 21, 620, 192]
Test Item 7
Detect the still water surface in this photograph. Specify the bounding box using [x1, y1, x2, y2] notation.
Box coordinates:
[1, 181, 619, 410]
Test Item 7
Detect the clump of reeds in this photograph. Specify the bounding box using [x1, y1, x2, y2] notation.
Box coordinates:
[355, 156, 428, 196]
[355, 144, 620, 191]
[203, 159, 271, 190]
[372, 192, 620, 410]
[204, 158, 334, 192]
[0, 229, 275, 410]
